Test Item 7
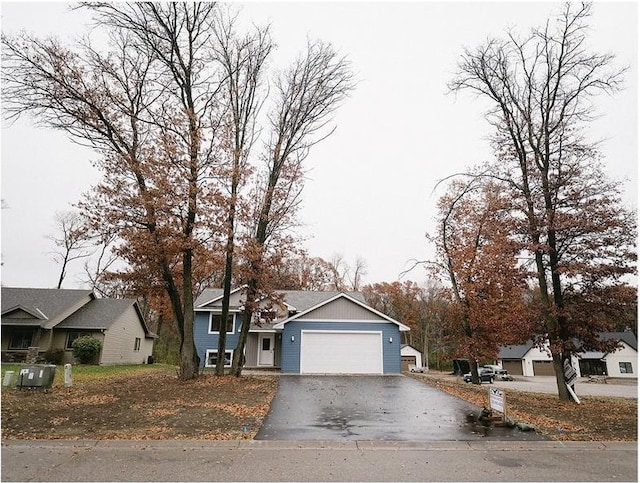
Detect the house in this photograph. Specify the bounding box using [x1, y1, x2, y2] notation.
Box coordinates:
[194, 287, 410, 374]
[400, 344, 423, 371]
[577, 332, 637, 378]
[498, 332, 637, 378]
[1, 287, 155, 365]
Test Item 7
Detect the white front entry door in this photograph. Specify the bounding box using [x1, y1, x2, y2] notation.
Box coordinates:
[258, 334, 275, 366]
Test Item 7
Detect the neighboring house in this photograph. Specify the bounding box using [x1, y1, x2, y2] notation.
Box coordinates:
[1, 287, 155, 365]
[400, 344, 423, 371]
[498, 332, 638, 378]
[194, 287, 410, 374]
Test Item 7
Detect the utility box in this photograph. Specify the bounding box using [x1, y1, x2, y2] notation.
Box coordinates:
[3, 371, 16, 387]
[18, 364, 56, 390]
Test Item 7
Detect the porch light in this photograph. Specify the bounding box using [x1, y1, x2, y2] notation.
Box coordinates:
[291, 335, 295, 342]
[389, 337, 393, 343]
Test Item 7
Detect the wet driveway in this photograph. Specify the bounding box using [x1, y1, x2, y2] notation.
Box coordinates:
[255, 375, 547, 441]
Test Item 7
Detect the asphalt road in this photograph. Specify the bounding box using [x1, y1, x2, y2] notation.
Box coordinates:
[1, 440, 636, 482]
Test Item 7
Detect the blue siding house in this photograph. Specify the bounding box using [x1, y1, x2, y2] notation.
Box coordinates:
[194, 288, 410, 374]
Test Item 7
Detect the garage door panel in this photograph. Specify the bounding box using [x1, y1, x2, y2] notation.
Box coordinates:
[533, 360, 555, 376]
[502, 360, 523, 376]
[301, 331, 382, 374]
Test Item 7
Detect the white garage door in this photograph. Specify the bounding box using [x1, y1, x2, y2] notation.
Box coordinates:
[300, 330, 383, 374]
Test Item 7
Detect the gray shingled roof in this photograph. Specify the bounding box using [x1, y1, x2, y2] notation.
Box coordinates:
[498, 342, 533, 359]
[56, 298, 137, 330]
[599, 332, 637, 352]
[1, 287, 94, 326]
[195, 288, 365, 312]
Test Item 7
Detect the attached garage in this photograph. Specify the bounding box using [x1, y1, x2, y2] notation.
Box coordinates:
[502, 360, 523, 376]
[274, 293, 410, 374]
[300, 330, 383, 374]
[533, 360, 555, 376]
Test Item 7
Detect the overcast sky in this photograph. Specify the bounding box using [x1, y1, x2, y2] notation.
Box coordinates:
[1, 1, 637, 289]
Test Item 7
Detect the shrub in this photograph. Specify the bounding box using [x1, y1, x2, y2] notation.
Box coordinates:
[71, 336, 102, 364]
[43, 348, 65, 365]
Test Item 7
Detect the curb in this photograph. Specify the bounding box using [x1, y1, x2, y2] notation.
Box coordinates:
[2, 439, 636, 451]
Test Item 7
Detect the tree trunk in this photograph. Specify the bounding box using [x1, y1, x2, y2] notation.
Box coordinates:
[231, 276, 259, 377]
[179, 249, 199, 380]
[469, 358, 480, 385]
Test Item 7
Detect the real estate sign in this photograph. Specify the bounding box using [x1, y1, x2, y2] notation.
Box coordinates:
[563, 359, 577, 387]
[489, 387, 505, 414]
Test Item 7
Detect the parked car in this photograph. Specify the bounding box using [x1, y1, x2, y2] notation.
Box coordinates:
[482, 364, 507, 376]
[463, 368, 494, 383]
[482, 365, 514, 381]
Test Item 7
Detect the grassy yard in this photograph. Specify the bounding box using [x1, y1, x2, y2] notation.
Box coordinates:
[1, 364, 278, 440]
[1, 363, 176, 387]
[410, 372, 637, 441]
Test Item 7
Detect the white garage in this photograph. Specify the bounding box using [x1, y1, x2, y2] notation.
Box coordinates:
[300, 330, 383, 374]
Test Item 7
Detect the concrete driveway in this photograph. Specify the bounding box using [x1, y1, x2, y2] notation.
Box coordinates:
[255, 375, 546, 441]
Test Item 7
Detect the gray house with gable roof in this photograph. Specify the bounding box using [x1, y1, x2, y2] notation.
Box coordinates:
[1, 287, 155, 364]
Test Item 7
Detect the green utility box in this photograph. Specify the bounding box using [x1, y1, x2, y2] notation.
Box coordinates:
[18, 364, 56, 390]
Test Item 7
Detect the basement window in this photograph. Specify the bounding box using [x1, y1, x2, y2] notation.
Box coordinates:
[205, 349, 233, 368]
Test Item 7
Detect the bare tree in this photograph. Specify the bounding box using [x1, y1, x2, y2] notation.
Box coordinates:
[449, 3, 635, 399]
[3, 3, 226, 379]
[81, 228, 120, 297]
[231, 40, 355, 376]
[211, 11, 273, 375]
[348, 256, 368, 291]
[47, 211, 92, 289]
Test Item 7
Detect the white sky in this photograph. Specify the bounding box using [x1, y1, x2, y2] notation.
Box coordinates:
[1, 1, 637, 289]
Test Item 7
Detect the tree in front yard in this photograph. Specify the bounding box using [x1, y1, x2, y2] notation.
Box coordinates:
[448, 3, 637, 398]
[428, 176, 532, 384]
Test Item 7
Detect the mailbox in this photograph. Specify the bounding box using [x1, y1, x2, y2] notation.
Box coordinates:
[18, 364, 56, 390]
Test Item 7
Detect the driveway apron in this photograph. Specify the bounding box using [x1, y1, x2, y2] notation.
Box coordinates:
[255, 375, 547, 441]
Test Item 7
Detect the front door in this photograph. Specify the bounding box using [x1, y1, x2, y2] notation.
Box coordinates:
[258, 334, 275, 366]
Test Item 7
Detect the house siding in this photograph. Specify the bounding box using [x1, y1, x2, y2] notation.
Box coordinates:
[245, 333, 258, 366]
[297, 298, 387, 321]
[603, 342, 637, 378]
[281, 321, 401, 374]
[194, 311, 243, 368]
[100, 306, 151, 364]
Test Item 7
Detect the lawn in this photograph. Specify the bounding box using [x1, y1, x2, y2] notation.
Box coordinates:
[410, 372, 637, 442]
[1, 364, 278, 440]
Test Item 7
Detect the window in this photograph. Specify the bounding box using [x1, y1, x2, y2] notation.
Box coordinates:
[65, 331, 93, 350]
[205, 350, 233, 367]
[209, 313, 235, 333]
[134, 337, 141, 352]
[619, 362, 633, 374]
[262, 337, 271, 351]
[9, 328, 35, 350]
